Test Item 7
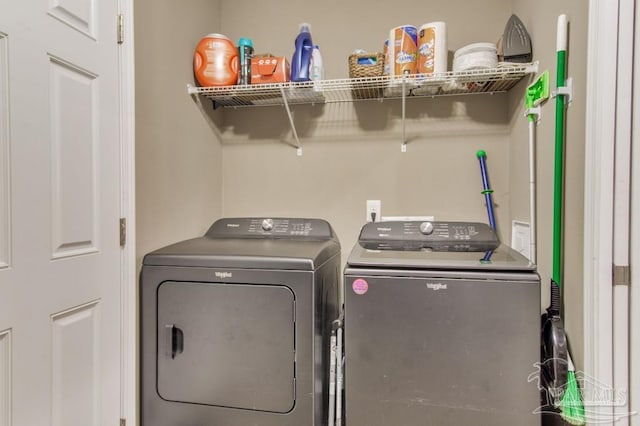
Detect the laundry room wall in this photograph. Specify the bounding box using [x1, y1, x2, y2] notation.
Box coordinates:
[134, 0, 224, 267]
[508, 1, 587, 369]
[129, 0, 591, 390]
[217, 0, 516, 264]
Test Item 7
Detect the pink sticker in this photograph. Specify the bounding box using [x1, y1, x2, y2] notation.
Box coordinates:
[352, 278, 369, 295]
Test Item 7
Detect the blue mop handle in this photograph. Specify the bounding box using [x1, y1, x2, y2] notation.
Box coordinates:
[476, 150, 497, 232]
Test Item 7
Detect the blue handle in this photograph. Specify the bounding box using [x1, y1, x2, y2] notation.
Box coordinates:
[476, 151, 497, 232]
[481, 249, 494, 263]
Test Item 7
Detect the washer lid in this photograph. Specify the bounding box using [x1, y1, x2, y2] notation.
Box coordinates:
[347, 221, 535, 271]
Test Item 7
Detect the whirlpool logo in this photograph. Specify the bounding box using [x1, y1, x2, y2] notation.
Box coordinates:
[426, 282, 447, 291]
[215, 272, 233, 279]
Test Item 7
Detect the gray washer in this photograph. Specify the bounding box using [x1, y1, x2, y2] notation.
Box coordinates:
[344, 221, 541, 426]
[140, 218, 340, 426]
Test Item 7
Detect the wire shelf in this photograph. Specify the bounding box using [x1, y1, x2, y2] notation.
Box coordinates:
[188, 63, 538, 108]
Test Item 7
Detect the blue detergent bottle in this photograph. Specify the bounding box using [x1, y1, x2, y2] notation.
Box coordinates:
[290, 23, 313, 82]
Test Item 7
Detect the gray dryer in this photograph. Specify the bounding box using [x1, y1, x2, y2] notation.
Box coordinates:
[343, 221, 541, 426]
[140, 217, 340, 426]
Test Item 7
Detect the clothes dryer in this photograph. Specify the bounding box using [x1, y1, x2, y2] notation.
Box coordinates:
[140, 217, 340, 426]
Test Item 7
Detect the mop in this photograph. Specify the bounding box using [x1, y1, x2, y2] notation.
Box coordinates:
[541, 14, 585, 425]
[524, 70, 550, 264]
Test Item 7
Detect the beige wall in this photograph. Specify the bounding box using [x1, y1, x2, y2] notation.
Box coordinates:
[218, 0, 513, 267]
[221, 99, 512, 267]
[508, 2, 587, 368]
[134, 0, 223, 267]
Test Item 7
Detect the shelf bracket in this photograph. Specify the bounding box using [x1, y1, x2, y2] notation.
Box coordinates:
[279, 86, 303, 156]
[401, 76, 408, 153]
[188, 84, 224, 142]
[525, 61, 540, 74]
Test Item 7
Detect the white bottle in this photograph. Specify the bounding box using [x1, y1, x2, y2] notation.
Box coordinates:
[310, 45, 324, 91]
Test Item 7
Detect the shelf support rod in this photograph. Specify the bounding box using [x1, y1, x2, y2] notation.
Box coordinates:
[401, 76, 407, 152]
[279, 86, 303, 156]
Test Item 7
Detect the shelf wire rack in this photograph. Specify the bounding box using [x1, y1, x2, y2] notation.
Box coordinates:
[188, 63, 538, 109]
[188, 62, 538, 154]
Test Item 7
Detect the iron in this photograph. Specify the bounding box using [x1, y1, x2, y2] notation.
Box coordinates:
[503, 14, 533, 63]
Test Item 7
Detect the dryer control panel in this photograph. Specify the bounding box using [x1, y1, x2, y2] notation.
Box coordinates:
[206, 217, 335, 239]
[358, 221, 498, 251]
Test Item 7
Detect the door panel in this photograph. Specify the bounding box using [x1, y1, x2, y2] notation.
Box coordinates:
[0, 329, 10, 426]
[51, 301, 100, 426]
[0, 1, 122, 425]
[0, 33, 9, 270]
[48, 0, 96, 39]
[49, 56, 98, 259]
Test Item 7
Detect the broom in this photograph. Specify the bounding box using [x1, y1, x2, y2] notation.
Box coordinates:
[550, 14, 585, 425]
[560, 353, 585, 424]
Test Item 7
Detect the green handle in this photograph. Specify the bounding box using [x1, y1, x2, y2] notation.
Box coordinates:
[552, 49, 566, 286]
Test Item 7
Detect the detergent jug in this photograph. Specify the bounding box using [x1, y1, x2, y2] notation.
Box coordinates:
[193, 33, 238, 86]
[290, 23, 313, 82]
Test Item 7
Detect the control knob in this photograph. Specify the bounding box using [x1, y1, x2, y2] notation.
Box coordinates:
[419, 221, 434, 235]
[261, 218, 274, 231]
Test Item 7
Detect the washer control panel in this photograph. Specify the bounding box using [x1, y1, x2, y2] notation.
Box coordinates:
[206, 217, 334, 239]
[358, 221, 498, 251]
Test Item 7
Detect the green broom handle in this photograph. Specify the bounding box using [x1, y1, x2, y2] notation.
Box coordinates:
[553, 16, 568, 287]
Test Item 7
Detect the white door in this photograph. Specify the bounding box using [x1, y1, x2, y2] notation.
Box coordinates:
[631, 0, 640, 420]
[0, 0, 124, 425]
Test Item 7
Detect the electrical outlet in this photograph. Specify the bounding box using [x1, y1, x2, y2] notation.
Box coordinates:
[366, 200, 381, 222]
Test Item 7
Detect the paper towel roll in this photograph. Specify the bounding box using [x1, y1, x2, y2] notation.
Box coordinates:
[418, 22, 447, 75]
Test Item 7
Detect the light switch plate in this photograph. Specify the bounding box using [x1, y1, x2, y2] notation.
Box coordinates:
[511, 220, 531, 260]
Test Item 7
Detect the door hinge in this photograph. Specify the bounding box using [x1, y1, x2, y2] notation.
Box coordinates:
[119, 218, 127, 247]
[613, 264, 630, 286]
[117, 14, 124, 44]
[120, 419, 126, 426]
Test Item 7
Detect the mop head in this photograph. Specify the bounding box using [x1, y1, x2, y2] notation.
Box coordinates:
[559, 355, 586, 425]
[525, 70, 550, 109]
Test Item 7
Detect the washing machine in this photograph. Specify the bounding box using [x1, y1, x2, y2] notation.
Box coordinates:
[140, 217, 341, 426]
[343, 221, 540, 426]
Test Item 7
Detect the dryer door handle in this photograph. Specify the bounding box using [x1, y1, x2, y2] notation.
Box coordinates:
[165, 324, 184, 359]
